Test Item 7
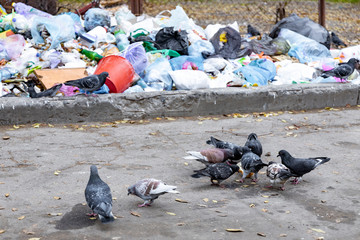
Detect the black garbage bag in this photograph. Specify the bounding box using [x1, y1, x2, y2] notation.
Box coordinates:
[155, 27, 189, 55]
[210, 26, 241, 59]
[251, 34, 277, 56]
[269, 13, 330, 49]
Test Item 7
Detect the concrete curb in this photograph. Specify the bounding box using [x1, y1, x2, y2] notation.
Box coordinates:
[0, 83, 359, 125]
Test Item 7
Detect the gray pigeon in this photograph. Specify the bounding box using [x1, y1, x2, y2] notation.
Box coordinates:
[321, 58, 360, 80]
[277, 150, 330, 184]
[26, 81, 62, 98]
[247, 24, 261, 37]
[330, 32, 347, 47]
[85, 165, 114, 223]
[244, 133, 263, 157]
[183, 148, 234, 166]
[238, 146, 268, 183]
[266, 161, 297, 190]
[128, 178, 179, 207]
[191, 161, 239, 186]
[206, 136, 243, 161]
[64, 71, 109, 93]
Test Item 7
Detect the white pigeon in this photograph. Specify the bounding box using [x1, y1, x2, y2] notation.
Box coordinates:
[127, 178, 179, 207]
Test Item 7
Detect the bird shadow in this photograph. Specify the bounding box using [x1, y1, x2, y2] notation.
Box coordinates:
[55, 203, 96, 230]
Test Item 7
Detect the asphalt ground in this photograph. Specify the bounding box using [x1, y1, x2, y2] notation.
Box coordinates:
[0, 106, 360, 239]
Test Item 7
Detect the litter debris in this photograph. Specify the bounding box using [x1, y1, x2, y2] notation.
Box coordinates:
[0, 3, 358, 98]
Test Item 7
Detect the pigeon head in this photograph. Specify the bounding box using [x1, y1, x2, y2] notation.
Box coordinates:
[268, 161, 276, 165]
[127, 185, 135, 196]
[247, 133, 258, 140]
[277, 150, 291, 158]
[90, 165, 98, 175]
[100, 71, 109, 78]
[229, 163, 240, 172]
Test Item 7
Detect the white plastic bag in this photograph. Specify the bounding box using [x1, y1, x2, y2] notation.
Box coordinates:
[169, 70, 210, 90]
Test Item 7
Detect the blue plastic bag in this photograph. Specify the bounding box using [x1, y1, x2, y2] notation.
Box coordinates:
[143, 57, 173, 91]
[278, 28, 331, 63]
[31, 14, 75, 49]
[188, 40, 215, 57]
[234, 59, 276, 86]
[169, 56, 204, 71]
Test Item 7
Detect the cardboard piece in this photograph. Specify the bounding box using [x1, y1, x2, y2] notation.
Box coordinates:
[34, 68, 87, 89]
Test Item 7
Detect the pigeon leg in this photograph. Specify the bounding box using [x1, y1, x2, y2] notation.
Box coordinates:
[251, 172, 259, 182]
[138, 200, 152, 207]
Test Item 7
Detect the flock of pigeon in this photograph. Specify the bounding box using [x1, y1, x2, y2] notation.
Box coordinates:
[84, 132, 330, 224]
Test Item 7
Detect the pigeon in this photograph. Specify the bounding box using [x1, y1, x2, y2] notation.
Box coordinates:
[277, 150, 330, 184]
[127, 178, 179, 207]
[321, 58, 360, 80]
[85, 165, 114, 223]
[206, 136, 243, 161]
[266, 161, 297, 190]
[330, 32, 347, 47]
[244, 133, 263, 157]
[64, 71, 109, 94]
[191, 161, 239, 186]
[238, 146, 268, 182]
[26, 81, 62, 98]
[183, 148, 234, 166]
[247, 24, 261, 37]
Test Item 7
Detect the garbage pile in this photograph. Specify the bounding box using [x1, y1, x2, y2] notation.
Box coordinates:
[0, 3, 359, 98]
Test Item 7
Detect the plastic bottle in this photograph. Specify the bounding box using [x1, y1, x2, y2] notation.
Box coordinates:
[0, 67, 18, 81]
[114, 29, 129, 52]
[12, 2, 53, 18]
[78, 48, 103, 62]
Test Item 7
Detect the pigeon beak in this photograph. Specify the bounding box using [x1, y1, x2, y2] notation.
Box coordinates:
[127, 192, 130, 196]
[277, 154, 280, 157]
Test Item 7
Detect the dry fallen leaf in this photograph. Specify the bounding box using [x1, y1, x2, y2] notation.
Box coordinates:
[226, 228, 244, 232]
[166, 117, 176, 121]
[2, 136, 10, 140]
[261, 208, 268, 212]
[12, 208, 17, 211]
[5, 193, 9, 197]
[285, 210, 291, 214]
[249, 203, 255, 208]
[175, 199, 188, 203]
[212, 200, 218, 203]
[32, 123, 41, 128]
[89, 217, 97, 220]
[53, 196, 61, 200]
[310, 228, 325, 233]
[261, 195, 269, 198]
[177, 222, 185, 226]
[130, 211, 141, 217]
[281, 119, 287, 123]
[264, 200, 269, 203]
[23, 230, 35, 235]
[166, 212, 176, 216]
[48, 213, 62, 216]
[0, 230, 5, 234]
[184, 162, 189, 166]
[18, 215, 25, 220]
[202, 198, 209, 202]
[28, 238, 40, 240]
[54, 170, 61, 176]
[279, 233, 287, 237]
[257, 232, 266, 237]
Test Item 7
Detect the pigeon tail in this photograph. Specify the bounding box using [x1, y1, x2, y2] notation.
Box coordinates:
[185, 151, 207, 160]
[314, 157, 330, 168]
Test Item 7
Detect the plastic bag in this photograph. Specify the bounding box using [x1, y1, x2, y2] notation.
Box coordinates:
[278, 28, 331, 64]
[234, 58, 276, 86]
[84, 8, 111, 32]
[119, 42, 148, 76]
[273, 61, 316, 85]
[188, 40, 215, 58]
[169, 70, 210, 90]
[338, 45, 360, 62]
[0, 34, 25, 60]
[143, 57, 173, 91]
[155, 27, 189, 55]
[269, 13, 330, 49]
[31, 14, 75, 49]
[210, 26, 241, 59]
[169, 56, 204, 71]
